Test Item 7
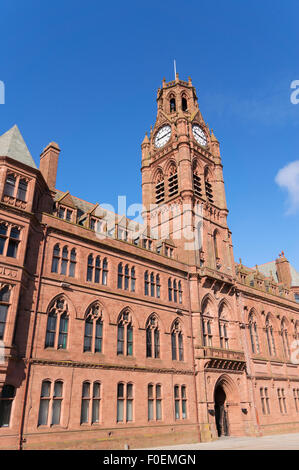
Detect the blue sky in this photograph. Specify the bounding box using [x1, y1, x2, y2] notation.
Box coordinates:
[1, 0, 299, 270]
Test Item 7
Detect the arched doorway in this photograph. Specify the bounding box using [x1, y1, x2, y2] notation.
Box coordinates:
[214, 384, 229, 437]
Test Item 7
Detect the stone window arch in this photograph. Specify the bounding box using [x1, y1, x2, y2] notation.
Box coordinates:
[146, 314, 160, 359]
[265, 315, 276, 356]
[218, 303, 229, 349]
[83, 302, 103, 353]
[281, 318, 290, 359]
[171, 319, 184, 361]
[248, 310, 260, 354]
[45, 297, 69, 350]
[117, 309, 133, 356]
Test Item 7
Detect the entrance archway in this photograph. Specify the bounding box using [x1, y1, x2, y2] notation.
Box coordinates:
[214, 384, 229, 437]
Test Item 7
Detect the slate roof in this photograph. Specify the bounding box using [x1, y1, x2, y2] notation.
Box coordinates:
[0, 125, 37, 169]
[257, 260, 299, 287]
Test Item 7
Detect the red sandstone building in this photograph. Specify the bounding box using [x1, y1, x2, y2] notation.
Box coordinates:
[0, 75, 298, 450]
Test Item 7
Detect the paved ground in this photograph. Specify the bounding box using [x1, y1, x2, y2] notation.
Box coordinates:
[141, 433, 299, 450]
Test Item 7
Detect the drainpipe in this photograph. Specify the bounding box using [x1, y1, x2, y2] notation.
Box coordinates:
[18, 224, 48, 450]
[187, 272, 201, 443]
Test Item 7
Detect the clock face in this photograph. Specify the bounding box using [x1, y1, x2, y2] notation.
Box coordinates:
[192, 124, 207, 147]
[154, 125, 171, 148]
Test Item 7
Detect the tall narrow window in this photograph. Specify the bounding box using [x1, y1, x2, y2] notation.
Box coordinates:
[102, 258, 108, 285]
[69, 249, 76, 277]
[118, 263, 123, 289]
[16, 179, 28, 201]
[249, 313, 260, 354]
[45, 297, 68, 350]
[146, 315, 160, 358]
[87, 255, 94, 282]
[60, 246, 68, 275]
[52, 381, 63, 425]
[219, 304, 229, 349]
[171, 320, 184, 361]
[4, 174, 16, 198]
[148, 384, 162, 421]
[84, 303, 103, 353]
[38, 381, 51, 426]
[0, 224, 8, 255]
[281, 319, 290, 359]
[168, 278, 173, 301]
[266, 317, 276, 356]
[173, 280, 178, 303]
[193, 161, 202, 197]
[51, 244, 60, 273]
[144, 271, 149, 296]
[117, 311, 133, 356]
[178, 281, 182, 304]
[0, 385, 15, 427]
[124, 264, 130, 290]
[150, 272, 155, 297]
[131, 267, 135, 292]
[58, 313, 68, 349]
[0, 286, 10, 340]
[174, 385, 187, 420]
[182, 96, 188, 111]
[117, 383, 133, 423]
[81, 382, 90, 424]
[156, 275, 160, 298]
[170, 96, 176, 113]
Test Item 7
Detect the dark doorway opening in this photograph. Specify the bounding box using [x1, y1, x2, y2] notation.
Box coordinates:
[214, 385, 229, 437]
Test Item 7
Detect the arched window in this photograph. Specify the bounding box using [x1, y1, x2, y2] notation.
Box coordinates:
[266, 316, 276, 356]
[146, 315, 160, 358]
[38, 380, 63, 426]
[0, 384, 15, 427]
[95, 256, 101, 283]
[201, 298, 213, 347]
[171, 320, 184, 361]
[155, 171, 165, 204]
[150, 272, 155, 297]
[173, 280, 178, 303]
[249, 312, 260, 354]
[148, 384, 162, 421]
[170, 96, 176, 113]
[281, 319, 290, 359]
[51, 244, 60, 273]
[144, 271, 149, 296]
[69, 249, 76, 277]
[0, 286, 11, 340]
[117, 382, 133, 422]
[219, 303, 229, 349]
[102, 258, 108, 285]
[60, 246, 69, 275]
[181, 95, 188, 112]
[124, 264, 130, 290]
[168, 164, 178, 198]
[204, 168, 213, 203]
[178, 281, 183, 304]
[86, 254, 94, 282]
[156, 275, 161, 298]
[81, 381, 101, 424]
[168, 278, 173, 301]
[84, 303, 103, 353]
[45, 297, 68, 350]
[117, 263, 123, 289]
[117, 310, 133, 356]
[131, 267, 136, 292]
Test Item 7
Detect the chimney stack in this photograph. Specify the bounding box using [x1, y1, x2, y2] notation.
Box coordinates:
[275, 252, 292, 288]
[39, 142, 60, 189]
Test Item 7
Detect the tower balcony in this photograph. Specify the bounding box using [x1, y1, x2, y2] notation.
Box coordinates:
[196, 346, 246, 372]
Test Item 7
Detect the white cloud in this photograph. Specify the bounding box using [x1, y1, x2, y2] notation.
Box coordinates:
[275, 161, 299, 214]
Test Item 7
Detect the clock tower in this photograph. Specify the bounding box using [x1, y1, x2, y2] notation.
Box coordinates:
[141, 74, 235, 275]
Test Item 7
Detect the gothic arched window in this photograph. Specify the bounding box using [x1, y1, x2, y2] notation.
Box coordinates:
[117, 263, 123, 289]
[249, 312, 260, 354]
[144, 271, 149, 296]
[84, 303, 103, 353]
[281, 318, 290, 359]
[69, 248, 76, 277]
[201, 299, 213, 347]
[117, 310, 133, 356]
[218, 303, 229, 349]
[0, 285, 11, 340]
[181, 95, 188, 111]
[146, 315, 160, 358]
[51, 244, 60, 273]
[60, 246, 69, 275]
[45, 297, 69, 349]
[170, 96, 176, 113]
[266, 316, 276, 356]
[171, 320, 184, 361]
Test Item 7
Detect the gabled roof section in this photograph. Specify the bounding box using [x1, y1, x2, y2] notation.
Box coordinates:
[0, 125, 37, 169]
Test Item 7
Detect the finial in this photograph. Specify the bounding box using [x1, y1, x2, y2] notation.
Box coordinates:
[188, 76, 192, 85]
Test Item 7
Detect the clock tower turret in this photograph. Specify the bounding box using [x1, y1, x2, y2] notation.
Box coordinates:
[141, 75, 234, 275]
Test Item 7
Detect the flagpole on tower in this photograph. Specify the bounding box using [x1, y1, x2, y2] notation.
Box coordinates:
[174, 59, 177, 79]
